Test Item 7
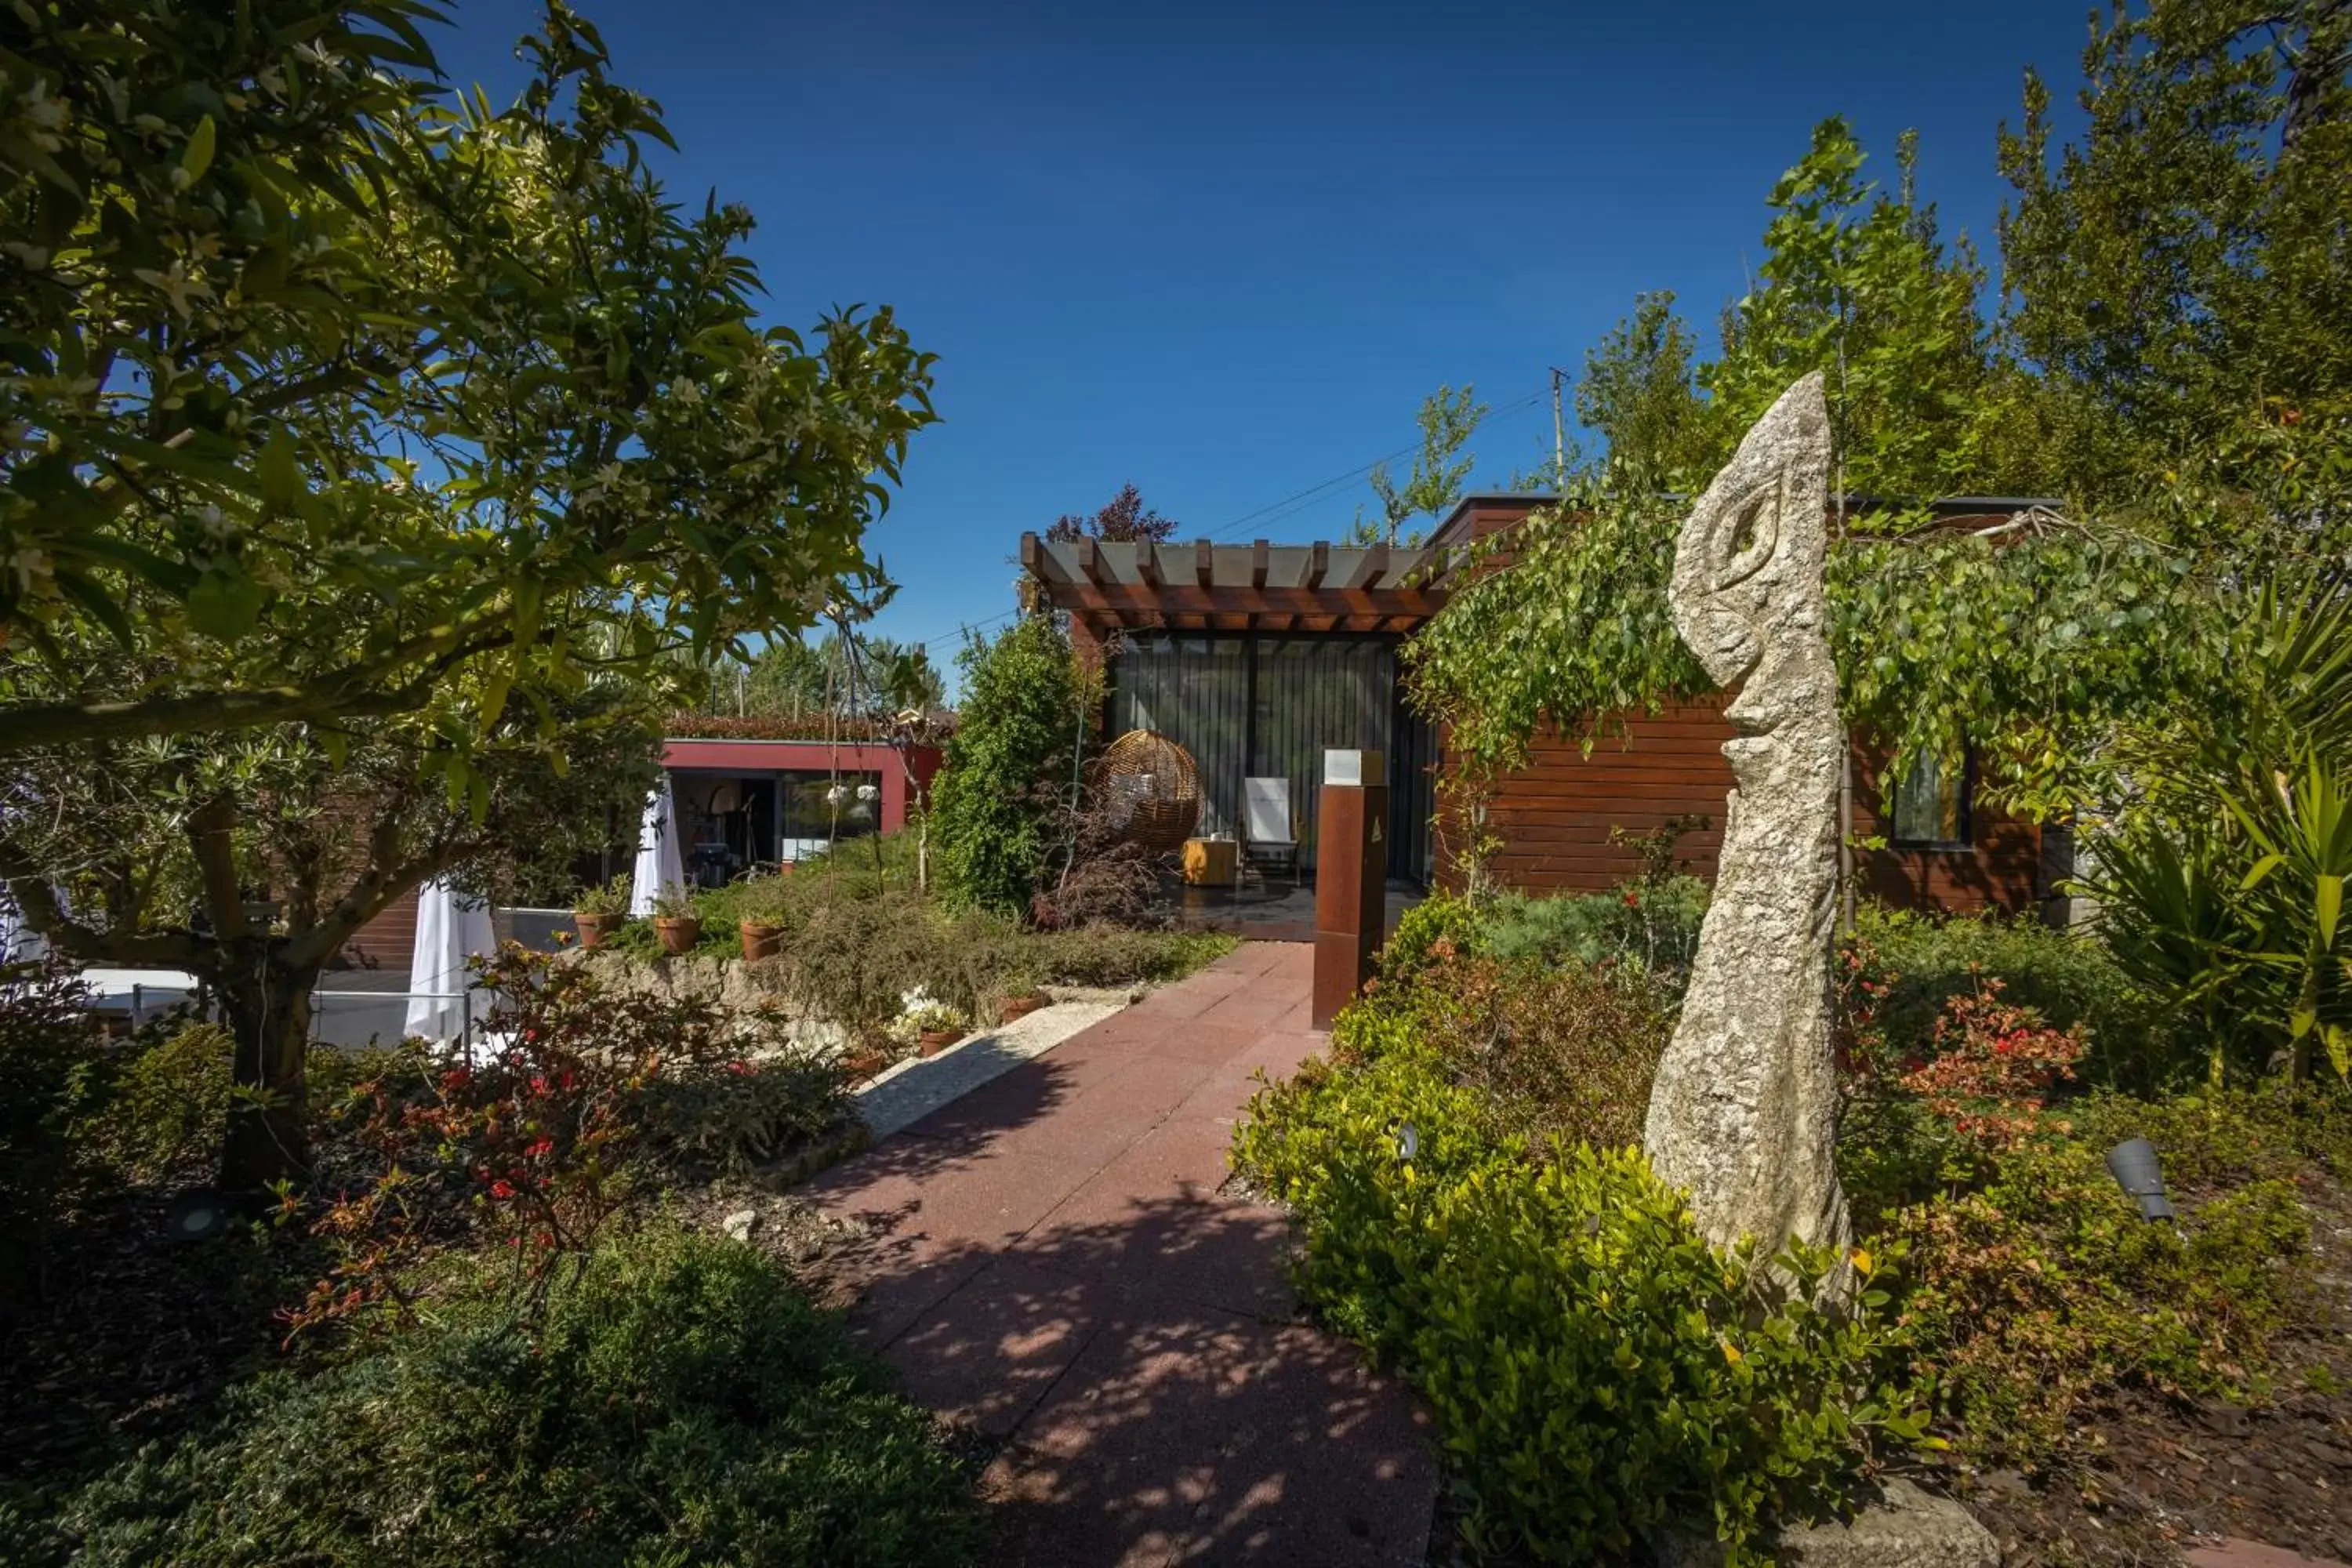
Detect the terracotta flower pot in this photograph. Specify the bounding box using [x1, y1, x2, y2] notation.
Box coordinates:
[652, 916, 702, 956]
[840, 1047, 891, 1081]
[1000, 992, 1047, 1024]
[917, 1027, 964, 1058]
[739, 920, 786, 961]
[573, 912, 624, 949]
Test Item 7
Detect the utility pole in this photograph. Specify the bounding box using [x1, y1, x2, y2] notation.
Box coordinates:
[1549, 366, 1568, 486]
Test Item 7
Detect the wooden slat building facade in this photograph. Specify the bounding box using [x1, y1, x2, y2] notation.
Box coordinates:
[1022, 495, 2068, 918]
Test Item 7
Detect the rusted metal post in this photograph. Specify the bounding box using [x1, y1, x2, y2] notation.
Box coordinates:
[1312, 749, 1387, 1030]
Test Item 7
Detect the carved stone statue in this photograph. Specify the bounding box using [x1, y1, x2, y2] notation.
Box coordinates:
[1642, 372, 1851, 1265]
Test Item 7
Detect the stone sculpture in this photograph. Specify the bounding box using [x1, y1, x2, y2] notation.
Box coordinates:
[1642, 372, 1851, 1264]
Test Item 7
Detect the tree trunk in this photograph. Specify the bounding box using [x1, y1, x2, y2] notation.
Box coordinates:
[216, 949, 321, 1192]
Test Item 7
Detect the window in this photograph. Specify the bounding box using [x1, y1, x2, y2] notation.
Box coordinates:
[1891, 749, 1971, 849]
[779, 769, 882, 861]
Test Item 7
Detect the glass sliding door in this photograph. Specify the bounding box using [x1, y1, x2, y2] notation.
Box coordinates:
[1107, 632, 1432, 880]
[1248, 637, 1393, 873]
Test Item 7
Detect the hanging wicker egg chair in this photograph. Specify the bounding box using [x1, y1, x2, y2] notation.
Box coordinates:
[1090, 729, 1201, 857]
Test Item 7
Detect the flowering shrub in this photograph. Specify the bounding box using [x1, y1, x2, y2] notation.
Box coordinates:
[285, 948, 846, 1334]
[1838, 938, 2092, 1208]
[1896, 980, 2089, 1153]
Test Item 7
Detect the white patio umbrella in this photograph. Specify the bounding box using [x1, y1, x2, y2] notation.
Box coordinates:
[1, 886, 50, 964]
[630, 773, 688, 916]
[404, 878, 498, 1046]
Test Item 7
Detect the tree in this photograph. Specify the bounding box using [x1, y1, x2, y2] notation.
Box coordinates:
[861, 637, 948, 714]
[1575, 296, 1718, 488]
[1996, 0, 2352, 528]
[0, 1, 935, 763]
[0, 682, 662, 1188]
[694, 630, 944, 720]
[1045, 484, 1179, 543]
[0, 2, 938, 1188]
[1347, 385, 1488, 546]
[931, 617, 1085, 916]
[1410, 118, 2206, 816]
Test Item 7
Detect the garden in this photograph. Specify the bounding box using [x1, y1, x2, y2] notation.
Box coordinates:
[0, 592, 1225, 1565]
[3, 0, 2350, 1563]
[1233, 579, 2352, 1564]
[0, 7, 1223, 1563]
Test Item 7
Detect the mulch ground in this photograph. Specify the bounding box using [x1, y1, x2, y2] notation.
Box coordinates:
[0, 1191, 305, 1504]
[1943, 1167, 2352, 1567]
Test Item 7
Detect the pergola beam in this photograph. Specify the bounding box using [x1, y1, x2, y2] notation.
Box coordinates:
[1040, 582, 1445, 620]
[1018, 532, 1072, 584]
[1342, 543, 1388, 592]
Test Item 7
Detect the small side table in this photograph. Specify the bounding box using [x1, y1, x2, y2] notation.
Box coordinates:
[1181, 837, 1238, 886]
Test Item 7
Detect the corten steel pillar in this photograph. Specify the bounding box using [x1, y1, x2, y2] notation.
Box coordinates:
[1312, 750, 1387, 1030]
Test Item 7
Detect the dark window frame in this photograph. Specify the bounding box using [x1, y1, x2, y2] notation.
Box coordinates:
[1889, 746, 1975, 852]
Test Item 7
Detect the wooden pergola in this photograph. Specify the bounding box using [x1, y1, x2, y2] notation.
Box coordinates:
[1018, 534, 1449, 640]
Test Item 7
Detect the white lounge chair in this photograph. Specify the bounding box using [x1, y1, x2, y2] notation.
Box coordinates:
[1243, 776, 1298, 880]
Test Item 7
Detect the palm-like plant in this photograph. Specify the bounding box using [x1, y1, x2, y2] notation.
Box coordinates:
[2089, 579, 2352, 1083]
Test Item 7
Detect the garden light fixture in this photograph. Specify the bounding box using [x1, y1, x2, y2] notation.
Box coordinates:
[2104, 1138, 2176, 1221]
[163, 1189, 233, 1243]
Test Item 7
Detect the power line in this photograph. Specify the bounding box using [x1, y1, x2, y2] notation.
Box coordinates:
[1202, 390, 1546, 543]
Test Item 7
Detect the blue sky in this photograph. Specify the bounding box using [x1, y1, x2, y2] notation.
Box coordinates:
[430, 1, 2092, 662]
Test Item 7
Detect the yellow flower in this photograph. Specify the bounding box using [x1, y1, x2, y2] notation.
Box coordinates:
[1851, 1248, 1874, 1278]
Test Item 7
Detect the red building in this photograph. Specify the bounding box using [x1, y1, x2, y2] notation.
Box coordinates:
[344, 731, 944, 971]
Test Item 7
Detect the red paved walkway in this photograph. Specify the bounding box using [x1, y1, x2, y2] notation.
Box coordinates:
[808, 941, 1436, 1566]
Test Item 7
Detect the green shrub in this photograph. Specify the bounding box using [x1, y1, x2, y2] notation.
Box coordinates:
[0, 968, 112, 1283]
[1032, 926, 1234, 988]
[1484, 874, 1709, 987]
[781, 828, 925, 906]
[1374, 952, 1668, 1152]
[1373, 890, 1486, 986]
[88, 1022, 234, 1184]
[56, 1224, 984, 1567]
[638, 1053, 852, 1177]
[932, 617, 1087, 916]
[1878, 1125, 2314, 1468]
[1235, 1044, 1909, 1563]
[2063, 1078, 2352, 1188]
[1849, 904, 2172, 1087]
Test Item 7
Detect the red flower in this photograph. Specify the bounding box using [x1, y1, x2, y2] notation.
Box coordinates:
[725, 1059, 753, 1076]
[489, 1179, 517, 1200]
[524, 1136, 555, 1159]
[1623, 891, 1640, 907]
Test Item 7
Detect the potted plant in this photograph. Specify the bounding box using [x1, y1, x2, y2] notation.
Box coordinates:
[909, 1004, 966, 1058]
[735, 877, 792, 961]
[997, 972, 1049, 1023]
[839, 1042, 893, 1081]
[650, 887, 702, 957]
[572, 873, 633, 949]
